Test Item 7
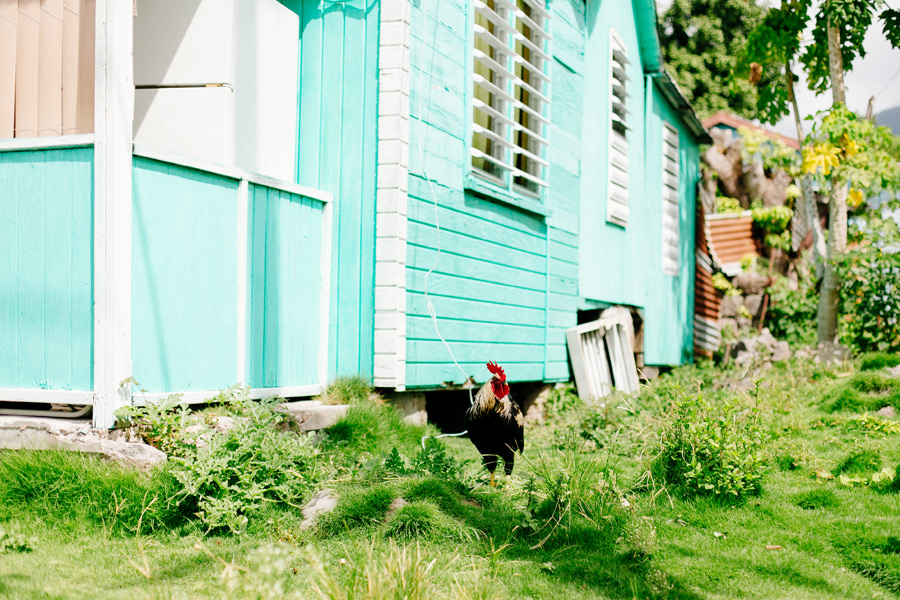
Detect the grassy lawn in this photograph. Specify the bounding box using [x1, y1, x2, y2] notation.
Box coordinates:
[1, 354, 899, 599]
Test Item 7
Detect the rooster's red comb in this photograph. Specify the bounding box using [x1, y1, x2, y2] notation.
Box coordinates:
[486, 361, 506, 381]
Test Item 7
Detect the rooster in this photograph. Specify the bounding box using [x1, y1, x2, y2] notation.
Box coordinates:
[466, 361, 524, 487]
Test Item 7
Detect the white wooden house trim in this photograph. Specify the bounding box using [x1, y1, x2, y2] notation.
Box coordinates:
[0, 134, 94, 152]
[374, 0, 411, 390]
[92, 0, 134, 429]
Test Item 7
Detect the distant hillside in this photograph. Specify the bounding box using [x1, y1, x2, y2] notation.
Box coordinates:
[876, 104, 900, 135]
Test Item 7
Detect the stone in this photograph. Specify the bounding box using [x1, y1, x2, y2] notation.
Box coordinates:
[875, 406, 897, 418]
[386, 497, 408, 517]
[733, 272, 770, 295]
[280, 401, 348, 432]
[720, 295, 743, 318]
[99, 440, 167, 471]
[888, 365, 900, 378]
[386, 393, 428, 427]
[815, 342, 850, 365]
[300, 489, 338, 529]
[758, 328, 777, 350]
[743, 294, 764, 317]
[0, 416, 164, 470]
[772, 341, 791, 363]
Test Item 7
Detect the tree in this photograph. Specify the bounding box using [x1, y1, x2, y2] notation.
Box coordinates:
[659, 0, 774, 118]
[746, 0, 900, 349]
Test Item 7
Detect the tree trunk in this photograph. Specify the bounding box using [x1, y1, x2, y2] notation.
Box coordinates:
[826, 9, 846, 104]
[816, 5, 848, 346]
[785, 61, 826, 271]
[817, 182, 848, 343]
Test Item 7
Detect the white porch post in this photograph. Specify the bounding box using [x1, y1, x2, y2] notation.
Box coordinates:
[92, 0, 134, 428]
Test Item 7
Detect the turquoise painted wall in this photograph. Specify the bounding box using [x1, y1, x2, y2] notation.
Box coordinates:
[641, 84, 699, 365]
[576, 0, 700, 366]
[132, 157, 240, 392]
[278, 0, 380, 381]
[404, 0, 584, 387]
[0, 147, 94, 391]
[247, 183, 324, 388]
[579, 0, 648, 308]
[133, 159, 327, 393]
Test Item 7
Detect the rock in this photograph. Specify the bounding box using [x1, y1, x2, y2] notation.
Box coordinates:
[743, 294, 764, 317]
[280, 401, 348, 432]
[733, 272, 770, 295]
[732, 336, 760, 357]
[386, 393, 428, 427]
[386, 497, 408, 517]
[888, 365, 900, 378]
[99, 440, 167, 471]
[211, 415, 236, 432]
[735, 350, 755, 366]
[758, 328, 777, 350]
[875, 406, 897, 418]
[772, 341, 791, 363]
[300, 489, 338, 529]
[737, 315, 753, 331]
[719, 317, 739, 338]
[815, 342, 850, 365]
[721, 295, 743, 318]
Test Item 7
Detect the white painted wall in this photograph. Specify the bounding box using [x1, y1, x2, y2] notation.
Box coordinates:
[133, 0, 298, 181]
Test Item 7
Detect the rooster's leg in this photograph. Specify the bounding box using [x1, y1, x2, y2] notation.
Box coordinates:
[490, 471, 496, 487]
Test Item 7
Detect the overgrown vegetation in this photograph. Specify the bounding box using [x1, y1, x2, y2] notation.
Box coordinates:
[2, 353, 900, 599]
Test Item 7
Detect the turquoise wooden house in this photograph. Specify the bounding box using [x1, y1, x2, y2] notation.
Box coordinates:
[0, 0, 707, 428]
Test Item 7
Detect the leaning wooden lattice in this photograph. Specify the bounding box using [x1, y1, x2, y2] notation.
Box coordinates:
[565, 314, 640, 400]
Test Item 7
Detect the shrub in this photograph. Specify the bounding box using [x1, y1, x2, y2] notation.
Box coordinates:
[766, 275, 818, 346]
[651, 394, 766, 500]
[837, 244, 900, 354]
[858, 352, 900, 371]
[169, 396, 322, 534]
[792, 489, 839, 510]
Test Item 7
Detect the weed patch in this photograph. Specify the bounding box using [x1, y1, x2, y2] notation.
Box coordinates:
[317, 485, 396, 536]
[0, 449, 184, 533]
[858, 352, 900, 371]
[835, 447, 881, 474]
[792, 488, 839, 510]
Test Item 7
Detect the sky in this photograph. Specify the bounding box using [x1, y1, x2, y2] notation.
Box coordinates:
[656, 0, 900, 140]
[771, 5, 900, 139]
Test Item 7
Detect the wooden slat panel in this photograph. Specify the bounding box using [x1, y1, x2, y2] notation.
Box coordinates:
[38, 0, 64, 136]
[14, 0, 40, 137]
[0, 1, 16, 138]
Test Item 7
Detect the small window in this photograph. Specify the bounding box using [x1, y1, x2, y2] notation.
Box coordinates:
[606, 29, 629, 226]
[471, 0, 550, 197]
[662, 122, 680, 276]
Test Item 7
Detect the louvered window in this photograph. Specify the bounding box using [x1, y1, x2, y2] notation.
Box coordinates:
[607, 30, 629, 225]
[662, 122, 680, 275]
[471, 0, 550, 196]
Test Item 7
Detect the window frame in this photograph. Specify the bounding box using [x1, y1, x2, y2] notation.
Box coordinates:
[466, 0, 551, 207]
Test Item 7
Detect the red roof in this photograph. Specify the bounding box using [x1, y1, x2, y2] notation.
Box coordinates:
[702, 111, 801, 150]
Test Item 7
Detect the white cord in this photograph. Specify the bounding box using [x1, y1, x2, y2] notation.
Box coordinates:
[413, 0, 474, 407]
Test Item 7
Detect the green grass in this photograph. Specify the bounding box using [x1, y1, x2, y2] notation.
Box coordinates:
[2, 356, 900, 599]
[858, 352, 900, 371]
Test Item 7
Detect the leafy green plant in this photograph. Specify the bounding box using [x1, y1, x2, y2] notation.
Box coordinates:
[170, 396, 322, 534]
[766, 275, 818, 346]
[837, 241, 900, 354]
[715, 196, 743, 214]
[412, 438, 462, 479]
[651, 393, 767, 500]
[116, 392, 194, 455]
